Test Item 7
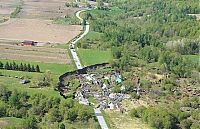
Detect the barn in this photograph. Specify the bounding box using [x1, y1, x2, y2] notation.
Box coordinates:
[21, 40, 37, 46]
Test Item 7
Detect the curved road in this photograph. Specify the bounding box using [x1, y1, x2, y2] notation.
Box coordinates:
[69, 9, 109, 129]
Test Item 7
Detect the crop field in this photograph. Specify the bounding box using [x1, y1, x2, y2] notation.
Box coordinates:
[0, 0, 83, 68]
[0, 0, 81, 43]
[0, 43, 70, 64]
[0, 0, 20, 17]
[20, 0, 79, 19]
[0, 18, 81, 43]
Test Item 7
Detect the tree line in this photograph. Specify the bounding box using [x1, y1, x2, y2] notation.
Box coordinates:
[0, 61, 40, 73]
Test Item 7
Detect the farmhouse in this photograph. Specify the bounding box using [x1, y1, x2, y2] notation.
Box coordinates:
[21, 40, 37, 46]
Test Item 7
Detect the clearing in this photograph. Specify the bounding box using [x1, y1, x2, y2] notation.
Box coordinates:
[103, 110, 151, 129]
[0, 117, 25, 128]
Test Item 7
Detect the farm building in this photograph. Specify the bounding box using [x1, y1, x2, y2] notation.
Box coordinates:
[21, 40, 37, 46]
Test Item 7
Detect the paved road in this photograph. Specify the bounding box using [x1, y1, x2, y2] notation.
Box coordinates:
[70, 9, 109, 129]
[69, 10, 90, 69]
[94, 108, 109, 129]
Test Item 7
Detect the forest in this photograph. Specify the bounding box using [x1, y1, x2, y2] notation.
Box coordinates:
[83, 0, 199, 75]
[0, 87, 99, 128]
[80, 0, 200, 129]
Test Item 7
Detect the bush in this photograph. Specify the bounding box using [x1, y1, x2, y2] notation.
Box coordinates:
[129, 108, 139, 118]
[10, 6, 22, 18]
[112, 85, 121, 93]
[130, 92, 140, 99]
[180, 119, 192, 129]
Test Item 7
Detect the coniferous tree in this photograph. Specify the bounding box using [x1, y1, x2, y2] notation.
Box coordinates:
[16, 64, 19, 71]
[23, 64, 27, 71]
[9, 62, 13, 70]
[4, 62, 9, 70]
[27, 64, 31, 72]
[0, 61, 3, 69]
[31, 65, 35, 72]
[12, 62, 16, 70]
[36, 65, 40, 73]
[19, 63, 23, 71]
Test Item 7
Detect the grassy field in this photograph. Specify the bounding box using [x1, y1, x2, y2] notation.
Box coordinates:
[104, 110, 151, 129]
[88, 7, 124, 17]
[0, 76, 62, 98]
[47, 43, 69, 49]
[77, 48, 112, 66]
[0, 117, 25, 128]
[0, 69, 43, 79]
[0, 59, 75, 75]
[83, 31, 103, 40]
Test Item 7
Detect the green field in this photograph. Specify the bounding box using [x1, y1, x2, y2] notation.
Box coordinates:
[0, 69, 45, 80]
[0, 59, 75, 75]
[83, 31, 103, 40]
[77, 48, 112, 66]
[0, 76, 62, 98]
[87, 7, 124, 16]
[0, 117, 25, 128]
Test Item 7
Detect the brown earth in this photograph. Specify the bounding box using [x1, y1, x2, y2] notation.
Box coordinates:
[0, 0, 82, 64]
[0, 43, 70, 64]
[0, 0, 20, 17]
[0, 18, 81, 43]
[20, 0, 79, 19]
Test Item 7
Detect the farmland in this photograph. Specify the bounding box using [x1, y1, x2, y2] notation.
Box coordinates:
[0, 19, 81, 43]
[0, 0, 83, 68]
[19, 0, 78, 19]
[0, 42, 71, 64]
[0, 0, 20, 17]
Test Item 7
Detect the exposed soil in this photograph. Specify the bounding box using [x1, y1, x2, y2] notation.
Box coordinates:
[0, 0, 82, 64]
[0, 18, 81, 43]
[0, 43, 70, 64]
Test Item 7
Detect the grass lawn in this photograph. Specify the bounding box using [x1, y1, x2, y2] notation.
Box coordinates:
[0, 59, 75, 75]
[77, 48, 112, 66]
[0, 76, 63, 98]
[0, 117, 25, 128]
